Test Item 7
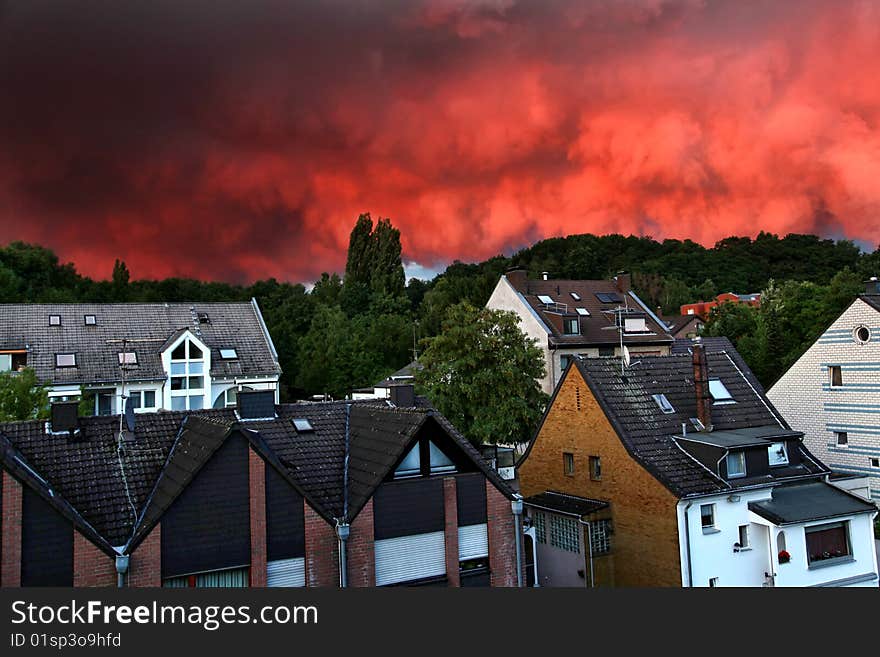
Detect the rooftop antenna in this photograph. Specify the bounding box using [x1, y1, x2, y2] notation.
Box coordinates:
[115, 337, 138, 530]
[619, 316, 627, 375]
[411, 320, 420, 362]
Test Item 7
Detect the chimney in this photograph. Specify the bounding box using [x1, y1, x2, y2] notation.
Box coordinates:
[692, 343, 712, 431]
[505, 267, 527, 287]
[238, 390, 276, 419]
[542, 271, 549, 281]
[389, 384, 415, 408]
[865, 276, 880, 296]
[615, 271, 631, 293]
[50, 401, 79, 435]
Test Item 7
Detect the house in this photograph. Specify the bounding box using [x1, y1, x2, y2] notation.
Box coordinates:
[518, 338, 879, 587]
[486, 269, 674, 395]
[768, 278, 880, 503]
[0, 300, 281, 415]
[661, 314, 705, 339]
[0, 389, 521, 587]
[681, 292, 761, 320]
[351, 361, 422, 401]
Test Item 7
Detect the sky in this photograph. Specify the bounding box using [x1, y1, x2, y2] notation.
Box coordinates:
[2, 0, 880, 284]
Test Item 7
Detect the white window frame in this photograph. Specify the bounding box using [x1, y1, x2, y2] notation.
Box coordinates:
[768, 441, 788, 466]
[55, 353, 76, 368]
[700, 503, 716, 531]
[828, 365, 843, 388]
[168, 337, 208, 411]
[118, 351, 138, 365]
[737, 524, 750, 550]
[709, 379, 735, 404]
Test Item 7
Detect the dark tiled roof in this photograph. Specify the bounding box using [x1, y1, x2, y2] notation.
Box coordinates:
[748, 482, 877, 525]
[0, 301, 280, 386]
[504, 277, 673, 347]
[573, 351, 827, 497]
[524, 491, 608, 517]
[0, 399, 511, 554]
[671, 337, 766, 393]
[860, 294, 880, 313]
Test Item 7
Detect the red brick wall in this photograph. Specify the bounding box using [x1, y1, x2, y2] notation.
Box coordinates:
[249, 449, 267, 587]
[1, 470, 22, 587]
[128, 524, 161, 587]
[73, 531, 116, 587]
[304, 504, 338, 587]
[443, 477, 460, 587]
[486, 480, 518, 587]
[346, 500, 375, 587]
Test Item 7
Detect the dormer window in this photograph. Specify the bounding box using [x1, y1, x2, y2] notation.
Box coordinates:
[709, 379, 735, 404]
[652, 394, 675, 414]
[118, 351, 138, 365]
[49, 315, 61, 326]
[169, 338, 206, 411]
[768, 442, 788, 466]
[393, 440, 457, 478]
[84, 315, 96, 325]
[219, 348, 238, 360]
[394, 443, 421, 478]
[564, 318, 580, 335]
[624, 316, 647, 333]
[55, 353, 76, 368]
[726, 451, 746, 478]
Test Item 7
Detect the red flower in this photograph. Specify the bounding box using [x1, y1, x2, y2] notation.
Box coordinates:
[778, 550, 791, 563]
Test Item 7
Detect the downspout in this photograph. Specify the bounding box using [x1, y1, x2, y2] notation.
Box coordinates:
[578, 518, 594, 588]
[682, 502, 693, 587]
[115, 554, 129, 588]
[337, 403, 352, 588]
[336, 521, 350, 588]
[511, 494, 524, 587]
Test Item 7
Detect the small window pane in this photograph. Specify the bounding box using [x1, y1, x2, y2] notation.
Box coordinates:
[537, 295, 554, 305]
[768, 442, 788, 466]
[84, 315, 96, 325]
[171, 377, 185, 391]
[49, 315, 61, 326]
[189, 395, 203, 410]
[709, 379, 733, 402]
[171, 343, 186, 360]
[129, 392, 142, 409]
[188, 376, 204, 390]
[395, 443, 421, 477]
[829, 366, 843, 387]
[575, 307, 589, 316]
[563, 452, 575, 475]
[170, 362, 185, 375]
[220, 348, 238, 359]
[118, 352, 137, 365]
[188, 343, 203, 359]
[700, 504, 715, 528]
[55, 353, 76, 367]
[171, 396, 186, 411]
[589, 455, 601, 480]
[836, 431, 848, 446]
[0, 354, 11, 371]
[189, 361, 204, 375]
[143, 391, 156, 408]
[726, 451, 746, 478]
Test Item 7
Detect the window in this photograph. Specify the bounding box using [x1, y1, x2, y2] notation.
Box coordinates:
[829, 366, 842, 388]
[293, 418, 314, 432]
[575, 307, 590, 316]
[700, 504, 715, 530]
[598, 347, 614, 357]
[806, 522, 851, 565]
[537, 295, 554, 305]
[590, 519, 612, 555]
[570, 292, 581, 301]
[853, 325, 871, 344]
[213, 386, 254, 409]
[563, 452, 575, 476]
[726, 451, 746, 478]
[49, 315, 61, 326]
[0, 354, 10, 372]
[871, 458, 880, 468]
[118, 352, 138, 365]
[709, 379, 734, 403]
[84, 315, 96, 325]
[428, 442, 456, 474]
[549, 515, 580, 553]
[768, 442, 788, 466]
[169, 339, 206, 411]
[687, 308, 695, 315]
[0, 351, 26, 372]
[394, 443, 421, 478]
[564, 318, 579, 335]
[533, 511, 546, 544]
[163, 566, 249, 588]
[55, 353, 76, 368]
[737, 524, 750, 550]
[624, 317, 647, 333]
[835, 431, 848, 446]
[560, 354, 571, 371]
[219, 348, 238, 359]
[589, 455, 601, 481]
[595, 292, 621, 303]
[128, 390, 157, 410]
[652, 393, 675, 414]
[708, 577, 718, 587]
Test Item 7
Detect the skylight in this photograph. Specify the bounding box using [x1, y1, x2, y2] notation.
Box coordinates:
[219, 348, 238, 359]
[576, 308, 590, 316]
[709, 379, 735, 403]
[537, 295, 554, 305]
[595, 292, 622, 304]
[292, 418, 314, 432]
[570, 292, 581, 301]
[84, 315, 96, 325]
[652, 394, 675, 414]
[118, 352, 138, 365]
[55, 353, 76, 367]
[49, 315, 61, 326]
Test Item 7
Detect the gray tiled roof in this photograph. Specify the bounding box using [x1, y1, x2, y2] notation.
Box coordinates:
[572, 351, 827, 497]
[0, 301, 281, 386]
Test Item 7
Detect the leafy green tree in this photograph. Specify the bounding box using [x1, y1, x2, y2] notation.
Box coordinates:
[0, 369, 49, 421]
[341, 213, 406, 315]
[415, 302, 549, 446]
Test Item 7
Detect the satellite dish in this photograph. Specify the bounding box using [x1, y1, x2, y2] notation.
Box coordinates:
[623, 346, 631, 368]
[124, 396, 136, 432]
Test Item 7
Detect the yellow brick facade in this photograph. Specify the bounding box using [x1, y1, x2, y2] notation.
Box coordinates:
[519, 367, 682, 587]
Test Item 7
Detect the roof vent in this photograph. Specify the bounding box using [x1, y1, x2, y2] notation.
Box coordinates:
[50, 401, 80, 436]
[237, 390, 276, 420]
[542, 271, 549, 280]
[196, 312, 210, 324]
[389, 384, 415, 408]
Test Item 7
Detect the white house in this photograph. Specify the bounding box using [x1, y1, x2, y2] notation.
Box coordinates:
[0, 300, 281, 415]
[486, 268, 673, 395]
[768, 279, 880, 502]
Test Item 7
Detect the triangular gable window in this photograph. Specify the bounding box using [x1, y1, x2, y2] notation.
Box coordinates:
[429, 441, 456, 474]
[395, 443, 421, 478]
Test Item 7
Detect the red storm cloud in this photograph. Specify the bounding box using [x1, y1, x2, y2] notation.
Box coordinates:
[1, 0, 879, 283]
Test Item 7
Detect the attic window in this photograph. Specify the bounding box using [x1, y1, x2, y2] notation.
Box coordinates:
[768, 442, 788, 466]
[537, 295, 554, 305]
[429, 442, 456, 474]
[84, 315, 96, 325]
[726, 451, 746, 478]
[624, 317, 647, 333]
[595, 292, 621, 304]
[570, 292, 581, 301]
[197, 312, 210, 324]
[118, 351, 138, 365]
[55, 353, 76, 368]
[709, 379, 735, 404]
[652, 394, 675, 414]
[292, 418, 313, 432]
[219, 348, 238, 360]
[564, 318, 580, 335]
[395, 443, 421, 478]
[576, 307, 590, 316]
[49, 315, 61, 326]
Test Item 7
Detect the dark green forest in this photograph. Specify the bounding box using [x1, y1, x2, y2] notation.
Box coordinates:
[2, 219, 878, 397]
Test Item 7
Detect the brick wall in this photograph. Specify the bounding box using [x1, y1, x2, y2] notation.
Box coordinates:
[486, 480, 517, 587]
[443, 477, 460, 587]
[1, 470, 22, 587]
[346, 500, 375, 587]
[73, 531, 116, 587]
[128, 524, 161, 587]
[304, 504, 338, 587]
[249, 449, 267, 587]
[518, 367, 683, 587]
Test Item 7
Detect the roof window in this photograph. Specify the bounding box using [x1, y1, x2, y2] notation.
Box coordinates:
[570, 292, 581, 301]
[55, 353, 76, 368]
[709, 379, 735, 404]
[118, 352, 138, 365]
[537, 295, 554, 305]
[49, 315, 61, 326]
[595, 292, 621, 304]
[219, 348, 238, 360]
[292, 418, 314, 432]
[576, 307, 590, 316]
[84, 315, 96, 325]
[652, 393, 675, 414]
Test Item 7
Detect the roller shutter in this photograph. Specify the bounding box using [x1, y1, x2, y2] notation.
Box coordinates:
[267, 557, 306, 587]
[21, 486, 73, 586]
[458, 523, 489, 560]
[375, 531, 446, 586]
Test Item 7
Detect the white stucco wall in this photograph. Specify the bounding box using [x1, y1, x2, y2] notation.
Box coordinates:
[767, 299, 880, 501]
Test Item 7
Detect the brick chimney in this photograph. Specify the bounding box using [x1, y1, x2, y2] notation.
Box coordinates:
[505, 267, 527, 287]
[865, 276, 880, 295]
[692, 343, 712, 431]
[614, 271, 631, 293]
